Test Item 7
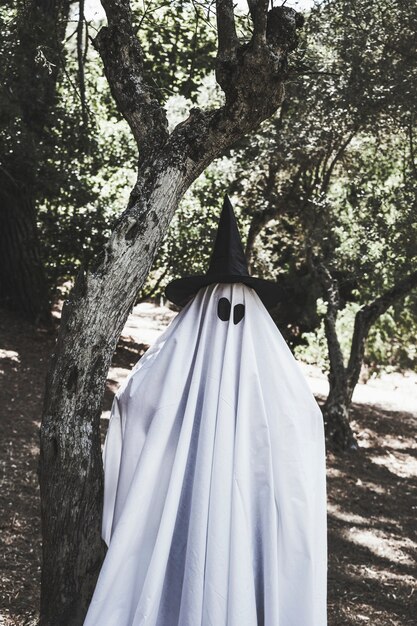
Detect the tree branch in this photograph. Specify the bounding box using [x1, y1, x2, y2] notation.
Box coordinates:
[346, 268, 417, 397]
[320, 130, 356, 193]
[247, 0, 269, 46]
[76, 0, 87, 126]
[408, 114, 417, 178]
[214, 0, 239, 94]
[94, 0, 302, 171]
[244, 165, 305, 265]
[216, 0, 238, 57]
[316, 261, 347, 383]
[94, 0, 169, 157]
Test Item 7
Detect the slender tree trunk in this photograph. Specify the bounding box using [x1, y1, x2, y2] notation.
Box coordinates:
[38, 3, 304, 622]
[318, 264, 358, 450]
[319, 262, 417, 451]
[322, 371, 358, 451]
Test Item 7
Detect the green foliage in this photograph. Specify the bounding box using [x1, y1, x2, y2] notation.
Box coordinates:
[365, 294, 417, 372]
[0, 1, 135, 292]
[136, 0, 217, 102]
[2, 0, 416, 372]
[36, 40, 137, 286]
[0, 1, 217, 294]
[226, 0, 417, 370]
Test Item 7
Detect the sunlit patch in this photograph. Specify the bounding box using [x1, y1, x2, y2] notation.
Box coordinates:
[354, 426, 379, 448]
[107, 367, 130, 386]
[382, 434, 417, 450]
[328, 503, 369, 525]
[342, 527, 416, 566]
[351, 564, 416, 587]
[336, 602, 405, 626]
[355, 423, 417, 452]
[327, 502, 366, 524]
[371, 451, 417, 479]
[354, 478, 387, 495]
[328, 501, 398, 527]
[0, 349, 20, 363]
[29, 444, 39, 457]
[327, 468, 387, 495]
[326, 467, 349, 479]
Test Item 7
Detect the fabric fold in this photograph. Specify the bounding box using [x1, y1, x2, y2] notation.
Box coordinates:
[84, 283, 327, 626]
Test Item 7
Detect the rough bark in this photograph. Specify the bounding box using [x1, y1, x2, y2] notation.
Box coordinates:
[0, 0, 71, 323]
[318, 263, 417, 451]
[317, 263, 358, 451]
[38, 1, 303, 623]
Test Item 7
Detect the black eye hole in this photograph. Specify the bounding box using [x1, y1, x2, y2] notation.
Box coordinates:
[233, 303, 245, 325]
[217, 297, 231, 321]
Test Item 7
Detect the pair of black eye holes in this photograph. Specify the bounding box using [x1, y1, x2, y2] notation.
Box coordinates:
[217, 297, 245, 324]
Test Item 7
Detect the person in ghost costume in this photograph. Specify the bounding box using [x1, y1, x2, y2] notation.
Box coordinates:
[84, 196, 328, 626]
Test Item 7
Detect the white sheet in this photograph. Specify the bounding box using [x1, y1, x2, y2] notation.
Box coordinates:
[84, 283, 327, 626]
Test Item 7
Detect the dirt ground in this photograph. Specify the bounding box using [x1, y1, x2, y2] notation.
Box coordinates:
[0, 305, 416, 626]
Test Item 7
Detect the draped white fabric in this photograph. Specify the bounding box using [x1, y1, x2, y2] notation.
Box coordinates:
[84, 283, 327, 626]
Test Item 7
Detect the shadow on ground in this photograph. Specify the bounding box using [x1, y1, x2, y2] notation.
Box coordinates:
[0, 307, 416, 625]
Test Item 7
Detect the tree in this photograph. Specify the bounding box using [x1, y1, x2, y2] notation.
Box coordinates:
[316, 262, 417, 450]
[219, 0, 417, 451]
[312, 130, 417, 448]
[38, 1, 304, 623]
[1, 1, 222, 306]
[0, 0, 71, 323]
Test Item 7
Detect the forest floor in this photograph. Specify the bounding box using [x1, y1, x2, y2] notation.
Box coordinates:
[0, 303, 416, 626]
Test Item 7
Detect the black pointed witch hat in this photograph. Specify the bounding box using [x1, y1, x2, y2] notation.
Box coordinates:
[165, 195, 284, 309]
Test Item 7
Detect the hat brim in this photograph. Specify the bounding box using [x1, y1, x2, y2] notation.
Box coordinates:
[165, 274, 284, 310]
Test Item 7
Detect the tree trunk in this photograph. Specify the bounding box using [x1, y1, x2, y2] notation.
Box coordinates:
[319, 263, 417, 451]
[0, 173, 51, 324]
[321, 319, 359, 451]
[0, 0, 70, 323]
[38, 2, 303, 622]
[316, 262, 358, 450]
[39, 168, 191, 624]
[322, 374, 358, 452]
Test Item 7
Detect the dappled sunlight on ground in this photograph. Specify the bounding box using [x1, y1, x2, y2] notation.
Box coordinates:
[0, 349, 20, 364]
[0, 305, 416, 625]
[343, 527, 416, 567]
[123, 301, 177, 346]
[326, 397, 416, 625]
[327, 502, 392, 525]
[370, 450, 417, 478]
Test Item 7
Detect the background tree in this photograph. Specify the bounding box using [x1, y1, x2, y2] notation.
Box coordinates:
[0, 0, 71, 323]
[228, 0, 417, 449]
[38, 1, 304, 623]
[0, 1, 221, 314]
[143, 0, 417, 450]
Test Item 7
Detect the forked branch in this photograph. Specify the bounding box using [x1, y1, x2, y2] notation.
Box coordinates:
[346, 268, 417, 396]
[94, 0, 169, 156]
